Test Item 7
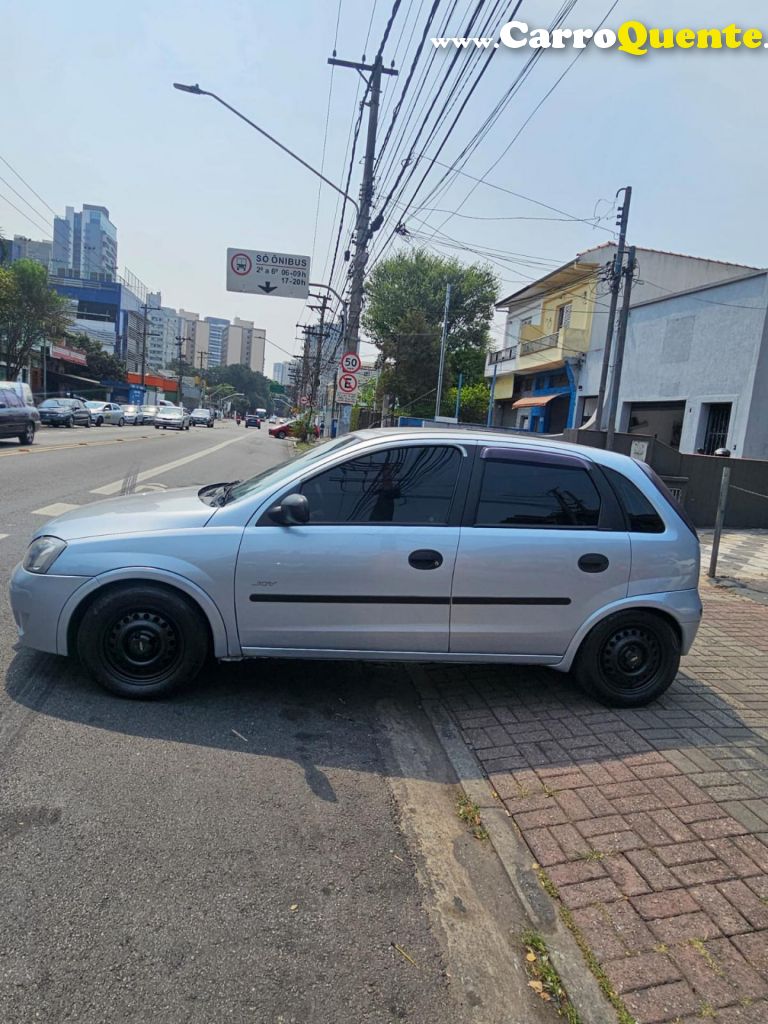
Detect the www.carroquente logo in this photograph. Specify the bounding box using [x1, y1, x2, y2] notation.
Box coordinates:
[432, 21, 768, 56]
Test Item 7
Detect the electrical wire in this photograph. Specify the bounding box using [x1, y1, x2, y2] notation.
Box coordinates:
[0, 151, 59, 217]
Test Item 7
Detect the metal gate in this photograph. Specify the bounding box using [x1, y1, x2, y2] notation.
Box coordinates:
[703, 403, 731, 455]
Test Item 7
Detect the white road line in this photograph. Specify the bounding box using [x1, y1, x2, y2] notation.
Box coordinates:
[0, 534, 8, 541]
[32, 502, 81, 517]
[91, 433, 249, 495]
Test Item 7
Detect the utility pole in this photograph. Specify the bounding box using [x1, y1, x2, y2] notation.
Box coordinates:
[328, 54, 398, 354]
[174, 335, 185, 406]
[605, 246, 637, 452]
[308, 293, 330, 408]
[434, 282, 452, 419]
[594, 186, 632, 431]
[299, 327, 311, 410]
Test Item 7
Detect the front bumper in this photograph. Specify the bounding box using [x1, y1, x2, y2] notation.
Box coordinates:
[9, 563, 90, 655]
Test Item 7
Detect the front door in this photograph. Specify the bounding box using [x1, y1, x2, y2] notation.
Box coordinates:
[234, 443, 467, 653]
[450, 447, 631, 656]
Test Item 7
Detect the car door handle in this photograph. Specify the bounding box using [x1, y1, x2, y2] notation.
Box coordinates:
[578, 553, 609, 573]
[409, 549, 443, 571]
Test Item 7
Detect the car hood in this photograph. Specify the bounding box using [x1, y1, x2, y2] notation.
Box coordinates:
[34, 486, 214, 541]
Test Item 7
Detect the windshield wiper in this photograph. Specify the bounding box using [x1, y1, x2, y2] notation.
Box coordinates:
[198, 480, 240, 506]
[215, 480, 241, 506]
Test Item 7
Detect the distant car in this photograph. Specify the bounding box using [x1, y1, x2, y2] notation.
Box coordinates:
[85, 401, 124, 427]
[121, 403, 151, 426]
[39, 398, 91, 429]
[9, 428, 701, 704]
[140, 405, 158, 424]
[0, 385, 40, 445]
[269, 419, 301, 440]
[190, 408, 214, 428]
[155, 406, 190, 431]
[244, 413, 261, 428]
[268, 416, 277, 424]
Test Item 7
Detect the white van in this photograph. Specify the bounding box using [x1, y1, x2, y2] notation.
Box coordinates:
[0, 381, 34, 407]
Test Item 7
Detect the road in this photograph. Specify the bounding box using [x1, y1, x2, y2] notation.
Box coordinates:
[0, 422, 552, 1024]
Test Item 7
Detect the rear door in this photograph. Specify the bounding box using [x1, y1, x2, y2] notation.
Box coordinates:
[0, 388, 23, 437]
[450, 447, 631, 657]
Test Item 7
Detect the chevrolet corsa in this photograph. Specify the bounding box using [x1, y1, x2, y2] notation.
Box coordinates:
[10, 429, 701, 705]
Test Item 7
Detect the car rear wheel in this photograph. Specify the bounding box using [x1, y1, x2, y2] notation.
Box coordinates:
[573, 610, 680, 708]
[77, 584, 209, 698]
[18, 422, 36, 445]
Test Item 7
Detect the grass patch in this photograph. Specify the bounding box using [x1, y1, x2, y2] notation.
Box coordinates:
[576, 848, 605, 862]
[456, 794, 489, 841]
[535, 868, 637, 1024]
[522, 931, 582, 1024]
[688, 939, 722, 977]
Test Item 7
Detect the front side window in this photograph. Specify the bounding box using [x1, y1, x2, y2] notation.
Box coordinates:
[300, 445, 461, 525]
[475, 458, 601, 528]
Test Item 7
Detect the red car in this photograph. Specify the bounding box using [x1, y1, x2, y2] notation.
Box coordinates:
[268, 419, 300, 440]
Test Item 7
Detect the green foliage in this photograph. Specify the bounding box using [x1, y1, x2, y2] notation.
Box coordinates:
[68, 332, 127, 382]
[0, 259, 71, 379]
[206, 363, 272, 413]
[444, 380, 491, 423]
[362, 249, 498, 416]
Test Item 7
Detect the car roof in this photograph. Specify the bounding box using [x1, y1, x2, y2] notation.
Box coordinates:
[348, 427, 641, 473]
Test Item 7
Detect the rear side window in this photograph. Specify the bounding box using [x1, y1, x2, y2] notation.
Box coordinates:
[0, 389, 21, 407]
[603, 468, 665, 533]
[475, 459, 601, 528]
[637, 461, 697, 536]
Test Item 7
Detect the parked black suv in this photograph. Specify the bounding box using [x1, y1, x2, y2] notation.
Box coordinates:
[0, 386, 40, 445]
[38, 398, 92, 428]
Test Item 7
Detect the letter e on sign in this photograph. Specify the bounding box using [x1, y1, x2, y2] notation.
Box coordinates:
[340, 351, 361, 373]
[338, 373, 358, 395]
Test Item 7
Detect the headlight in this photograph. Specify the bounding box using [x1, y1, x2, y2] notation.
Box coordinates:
[23, 536, 67, 574]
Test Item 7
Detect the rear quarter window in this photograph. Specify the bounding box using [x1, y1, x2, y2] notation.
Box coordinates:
[602, 467, 666, 533]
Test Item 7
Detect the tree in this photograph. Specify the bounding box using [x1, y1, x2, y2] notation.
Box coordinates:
[68, 332, 127, 382]
[362, 249, 498, 416]
[0, 259, 71, 379]
[445, 380, 491, 423]
[206, 363, 272, 413]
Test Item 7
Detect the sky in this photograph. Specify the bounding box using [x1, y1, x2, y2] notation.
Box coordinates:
[1, 0, 767, 374]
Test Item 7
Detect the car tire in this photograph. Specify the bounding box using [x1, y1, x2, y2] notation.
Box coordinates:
[84, 418, 91, 428]
[573, 610, 680, 708]
[207, 422, 213, 428]
[18, 422, 36, 445]
[155, 425, 159, 429]
[77, 584, 209, 699]
[276, 430, 286, 439]
[119, 418, 125, 427]
[65, 416, 74, 428]
[96, 417, 103, 427]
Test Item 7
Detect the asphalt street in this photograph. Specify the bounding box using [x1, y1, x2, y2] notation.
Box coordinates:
[0, 422, 552, 1024]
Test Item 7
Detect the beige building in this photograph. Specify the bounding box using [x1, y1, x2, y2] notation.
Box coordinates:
[178, 309, 210, 371]
[222, 317, 265, 374]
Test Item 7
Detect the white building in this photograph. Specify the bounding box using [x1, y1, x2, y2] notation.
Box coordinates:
[178, 309, 210, 371]
[146, 292, 179, 370]
[52, 204, 117, 280]
[222, 318, 265, 373]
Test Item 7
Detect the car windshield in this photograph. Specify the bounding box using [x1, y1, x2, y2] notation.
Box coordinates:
[161, 408, 182, 416]
[222, 435, 359, 505]
[123, 405, 138, 412]
[142, 405, 157, 412]
[40, 399, 65, 407]
[85, 401, 105, 409]
[192, 409, 208, 414]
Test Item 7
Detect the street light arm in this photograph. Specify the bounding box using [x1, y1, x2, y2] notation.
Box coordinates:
[173, 83, 359, 217]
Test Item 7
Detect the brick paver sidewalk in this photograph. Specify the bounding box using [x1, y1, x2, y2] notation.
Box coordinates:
[421, 587, 768, 1024]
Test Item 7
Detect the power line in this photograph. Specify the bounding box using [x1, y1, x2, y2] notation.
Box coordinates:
[0, 152, 60, 217]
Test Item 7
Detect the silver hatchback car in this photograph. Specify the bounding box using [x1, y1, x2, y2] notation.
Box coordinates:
[10, 429, 701, 705]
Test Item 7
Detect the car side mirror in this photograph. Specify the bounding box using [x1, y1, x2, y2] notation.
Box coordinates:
[268, 492, 310, 526]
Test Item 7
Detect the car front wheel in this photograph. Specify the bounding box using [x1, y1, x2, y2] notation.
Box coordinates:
[65, 417, 74, 428]
[573, 610, 680, 708]
[77, 584, 209, 698]
[276, 430, 286, 439]
[84, 418, 91, 428]
[18, 422, 36, 445]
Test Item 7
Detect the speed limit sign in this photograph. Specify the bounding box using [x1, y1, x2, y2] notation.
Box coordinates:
[340, 351, 361, 374]
[338, 373, 358, 395]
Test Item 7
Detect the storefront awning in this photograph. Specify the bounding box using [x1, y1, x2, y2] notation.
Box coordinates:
[50, 344, 88, 366]
[511, 393, 564, 410]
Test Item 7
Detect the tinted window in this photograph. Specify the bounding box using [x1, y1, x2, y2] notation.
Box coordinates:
[476, 459, 601, 528]
[41, 399, 62, 407]
[0, 389, 21, 407]
[603, 468, 665, 533]
[300, 446, 461, 525]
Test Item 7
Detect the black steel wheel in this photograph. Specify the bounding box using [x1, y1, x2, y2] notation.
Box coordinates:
[18, 422, 36, 445]
[77, 584, 209, 698]
[65, 416, 74, 428]
[574, 610, 680, 707]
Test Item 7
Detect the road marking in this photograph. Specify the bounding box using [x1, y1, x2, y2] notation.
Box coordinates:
[0, 534, 8, 541]
[0, 435, 157, 458]
[91, 433, 249, 495]
[32, 502, 80, 517]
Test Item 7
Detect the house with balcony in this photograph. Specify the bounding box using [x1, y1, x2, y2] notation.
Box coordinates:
[488, 245, 758, 435]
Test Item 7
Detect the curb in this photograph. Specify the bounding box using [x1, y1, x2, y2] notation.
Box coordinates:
[409, 666, 620, 1024]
